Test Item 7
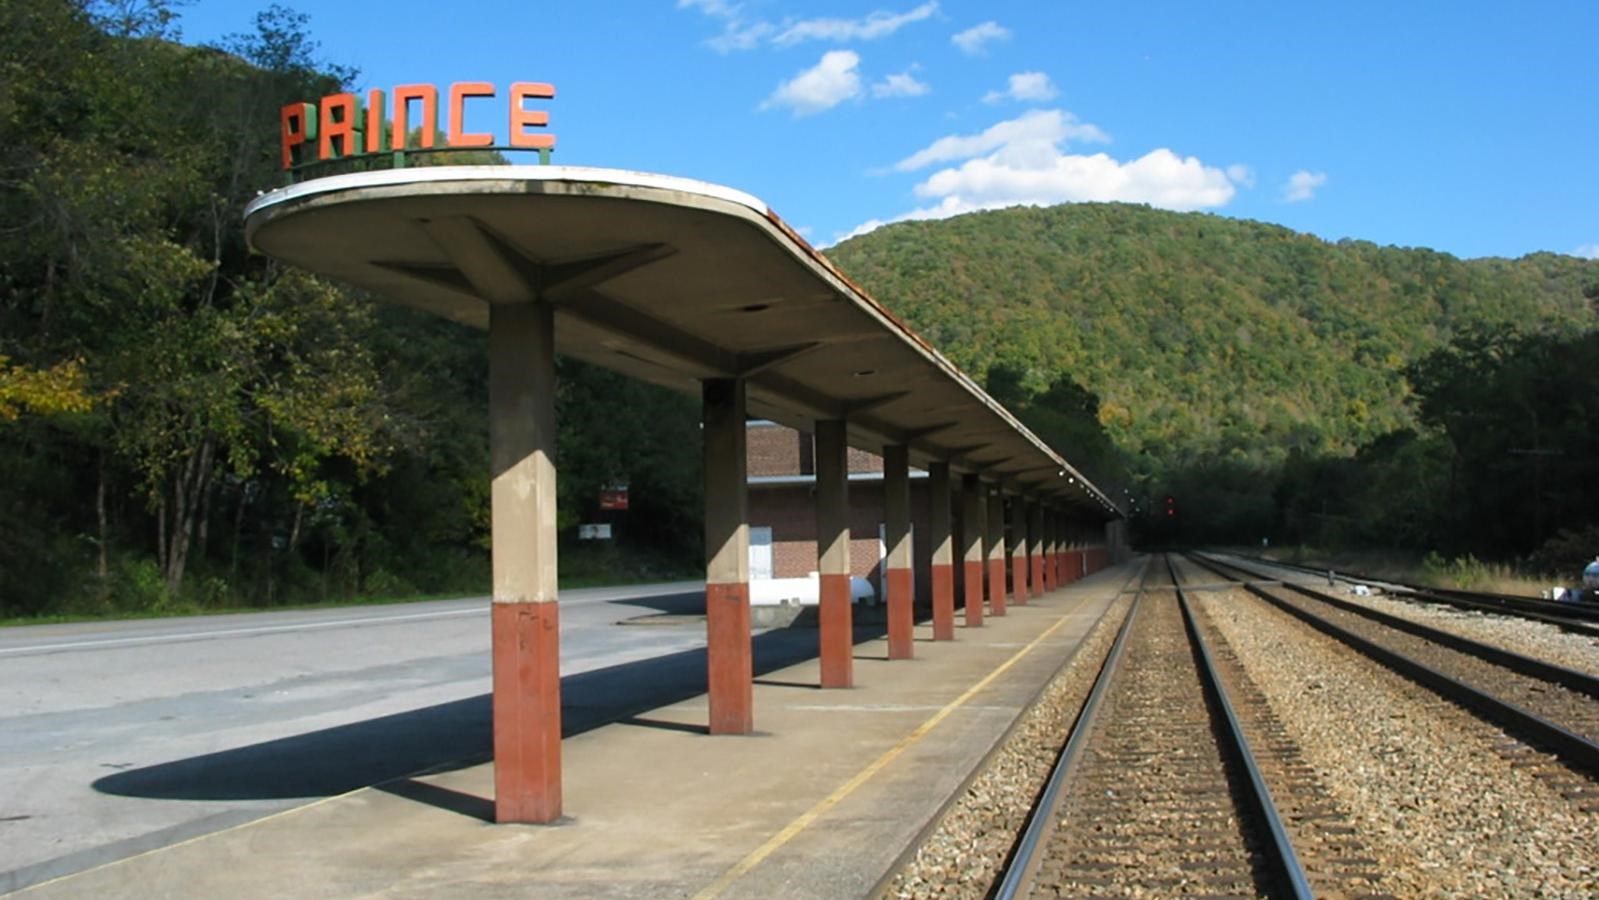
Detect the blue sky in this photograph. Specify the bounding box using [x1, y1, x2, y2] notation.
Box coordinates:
[179, 1, 1597, 260]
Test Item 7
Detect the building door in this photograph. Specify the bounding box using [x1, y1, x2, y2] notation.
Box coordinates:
[749, 526, 774, 580]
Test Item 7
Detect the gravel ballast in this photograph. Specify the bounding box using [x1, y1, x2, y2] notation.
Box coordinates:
[1198, 588, 1599, 897]
[1325, 588, 1599, 678]
[885, 592, 1134, 898]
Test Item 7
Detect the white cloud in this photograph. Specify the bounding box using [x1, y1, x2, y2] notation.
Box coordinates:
[872, 68, 931, 98]
[678, 0, 738, 16]
[677, 0, 776, 53]
[774, 2, 938, 46]
[830, 218, 891, 246]
[762, 50, 863, 116]
[682, 0, 936, 52]
[892, 109, 1108, 172]
[952, 21, 1010, 55]
[709, 20, 775, 52]
[913, 148, 1237, 212]
[983, 71, 1058, 104]
[1283, 170, 1327, 202]
[1226, 164, 1256, 188]
[841, 109, 1242, 242]
[1573, 243, 1599, 259]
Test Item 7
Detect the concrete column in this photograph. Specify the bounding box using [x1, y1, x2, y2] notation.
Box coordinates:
[702, 378, 752, 734]
[1010, 494, 1028, 605]
[1049, 510, 1062, 588]
[489, 300, 561, 824]
[986, 485, 1007, 617]
[815, 419, 852, 688]
[1038, 508, 1051, 592]
[884, 445, 913, 660]
[928, 461, 955, 641]
[1028, 500, 1045, 596]
[1064, 516, 1074, 583]
[1072, 523, 1084, 581]
[961, 474, 985, 628]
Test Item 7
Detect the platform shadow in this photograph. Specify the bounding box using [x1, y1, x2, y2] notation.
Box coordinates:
[93, 626, 831, 808]
[617, 715, 709, 736]
[604, 590, 706, 615]
[372, 778, 495, 822]
[751, 678, 819, 690]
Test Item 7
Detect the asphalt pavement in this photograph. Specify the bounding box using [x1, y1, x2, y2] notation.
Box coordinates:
[0, 581, 802, 894]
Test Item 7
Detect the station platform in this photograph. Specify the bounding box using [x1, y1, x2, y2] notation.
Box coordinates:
[18, 565, 1134, 899]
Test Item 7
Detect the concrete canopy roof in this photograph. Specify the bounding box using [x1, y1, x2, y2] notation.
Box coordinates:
[244, 166, 1122, 519]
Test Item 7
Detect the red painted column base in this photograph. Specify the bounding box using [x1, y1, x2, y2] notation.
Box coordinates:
[819, 572, 853, 688]
[886, 567, 914, 659]
[706, 582, 753, 734]
[931, 563, 955, 640]
[987, 558, 1007, 616]
[492, 602, 562, 824]
[962, 560, 985, 627]
[1012, 559, 1028, 605]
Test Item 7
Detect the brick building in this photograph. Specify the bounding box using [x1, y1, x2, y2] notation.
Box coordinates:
[746, 421, 945, 607]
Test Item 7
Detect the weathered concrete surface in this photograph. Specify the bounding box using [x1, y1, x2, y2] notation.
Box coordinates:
[0, 582, 778, 892]
[13, 564, 1137, 899]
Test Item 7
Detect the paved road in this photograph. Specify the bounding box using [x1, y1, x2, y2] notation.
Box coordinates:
[1, 582, 819, 893]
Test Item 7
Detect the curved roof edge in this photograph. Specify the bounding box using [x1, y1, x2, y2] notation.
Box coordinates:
[246, 166, 1124, 519]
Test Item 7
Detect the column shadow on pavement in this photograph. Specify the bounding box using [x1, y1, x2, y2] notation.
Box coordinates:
[92, 622, 884, 818]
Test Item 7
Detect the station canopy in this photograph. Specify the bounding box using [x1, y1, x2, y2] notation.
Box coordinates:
[245, 166, 1122, 519]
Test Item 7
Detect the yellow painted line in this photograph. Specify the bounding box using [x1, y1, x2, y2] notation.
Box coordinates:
[692, 609, 1081, 900]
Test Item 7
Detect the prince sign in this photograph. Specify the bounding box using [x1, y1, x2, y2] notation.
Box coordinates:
[280, 81, 556, 170]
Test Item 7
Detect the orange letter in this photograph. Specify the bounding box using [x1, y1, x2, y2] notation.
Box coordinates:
[448, 82, 495, 147]
[364, 88, 388, 154]
[391, 84, 438, 150]
[280, 102, 315, 169]
[509, 82, 555, 149]
[318, 93, 359, 160]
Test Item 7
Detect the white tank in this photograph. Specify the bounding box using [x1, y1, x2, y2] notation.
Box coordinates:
[1583, 558, 1599, 590]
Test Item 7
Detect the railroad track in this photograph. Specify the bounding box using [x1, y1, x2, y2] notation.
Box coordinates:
[1221, 551, 1599, 638]
[993, 555, 1313, 898]
[1189, 552, 1599, 792]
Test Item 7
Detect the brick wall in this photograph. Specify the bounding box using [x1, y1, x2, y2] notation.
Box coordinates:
[846, 445, 882, 474]
[746, 421, 881, 477]
[747, 422, 802, 477]
[750, 478, 935, 604]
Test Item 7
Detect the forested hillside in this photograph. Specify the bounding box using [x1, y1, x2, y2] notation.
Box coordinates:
[832, 206, 1599, 566]
[0, 2, 700, 617]
[830, 205, 1599, 466]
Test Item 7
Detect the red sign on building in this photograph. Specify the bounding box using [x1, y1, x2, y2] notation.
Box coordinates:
[599, 485, 629, 510]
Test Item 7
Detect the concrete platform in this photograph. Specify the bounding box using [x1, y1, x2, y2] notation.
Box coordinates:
[16, 564, 1136, 899]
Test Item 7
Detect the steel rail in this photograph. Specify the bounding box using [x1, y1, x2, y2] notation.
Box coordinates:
[993, 557, 1310, 899]
[1222, 552, 1599, 636]
[1187, 554, 1599, 777]
[1195, 554, 1599, 700]
[1168, 556, 1315, 900]
[867, 557, 1151, 899]
[990, 561, 1150, 899]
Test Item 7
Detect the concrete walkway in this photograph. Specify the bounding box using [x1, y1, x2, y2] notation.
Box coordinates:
[16, 564, 1137, 899]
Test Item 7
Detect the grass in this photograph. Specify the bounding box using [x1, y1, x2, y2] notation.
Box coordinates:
[1242, 545, 1559, 597]
[0, 563, 702, 629]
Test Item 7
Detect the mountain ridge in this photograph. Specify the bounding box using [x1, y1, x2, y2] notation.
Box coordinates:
[827, 202, 1599, 470]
